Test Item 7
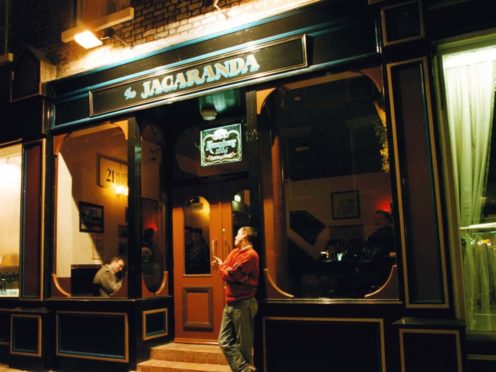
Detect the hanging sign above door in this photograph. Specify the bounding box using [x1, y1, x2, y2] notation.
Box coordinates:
[89, 34, 307, 116]
[200, 123, 242, 167]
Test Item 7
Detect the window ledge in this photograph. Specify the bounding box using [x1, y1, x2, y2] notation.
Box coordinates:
[0, 53, 14, 66]
[61, 7, 134, 43]
[460, 222, 496, 231]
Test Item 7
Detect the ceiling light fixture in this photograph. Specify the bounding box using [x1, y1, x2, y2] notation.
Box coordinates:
[201, 107, 218, 121]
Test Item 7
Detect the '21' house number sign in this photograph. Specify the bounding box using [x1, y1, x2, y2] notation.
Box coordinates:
[99, 156, 128, 190]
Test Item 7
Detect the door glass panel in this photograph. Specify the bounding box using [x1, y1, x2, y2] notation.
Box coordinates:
[184, 196, 211, 275]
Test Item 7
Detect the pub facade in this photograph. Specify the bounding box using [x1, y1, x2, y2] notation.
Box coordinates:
[0, 0, 495, 371]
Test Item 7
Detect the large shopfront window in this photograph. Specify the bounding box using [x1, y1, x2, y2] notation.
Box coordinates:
[54, 121, 128, 297]
[441, 43, 496, 332]
[0, 144, 21, 297]
[260, 70, 399, 299]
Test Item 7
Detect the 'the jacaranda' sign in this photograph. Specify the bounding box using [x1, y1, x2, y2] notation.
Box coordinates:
[90, 35, 307, 116]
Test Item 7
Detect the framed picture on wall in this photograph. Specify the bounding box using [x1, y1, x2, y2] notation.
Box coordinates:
[331, 190, 360, 220]
[90, 234, 104, 260]
[79, 201, 104, 233]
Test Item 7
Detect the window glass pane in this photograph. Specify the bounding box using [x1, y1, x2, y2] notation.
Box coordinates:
[141, 124, 166, 292]
[261, 71, 398, 299]
[55, 122, 128, 297]
[78, 0, 129, 22]
[0, 144, 22, 297]
[442, 45, 496, 332]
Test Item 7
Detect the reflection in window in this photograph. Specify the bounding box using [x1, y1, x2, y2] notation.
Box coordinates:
[261, 71, 398, 299]
[141, 124, 166, 293]
[55, 122, 128, 297]
[184, 196, 211, 275]
[442, 45, 496, 332]
[232, 190, 251, 241]
[0, 144, 21, 297]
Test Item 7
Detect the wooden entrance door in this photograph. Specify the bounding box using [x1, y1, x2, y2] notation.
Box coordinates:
[172, 179, 248, 343]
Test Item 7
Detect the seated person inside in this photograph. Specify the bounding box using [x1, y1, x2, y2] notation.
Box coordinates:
[93, 256, 125, 297]
[344, 210, 395, 296]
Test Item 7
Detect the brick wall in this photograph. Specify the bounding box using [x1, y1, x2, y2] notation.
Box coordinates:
[8, 0, 321, 80]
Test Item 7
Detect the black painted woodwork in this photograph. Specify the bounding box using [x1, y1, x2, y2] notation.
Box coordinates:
[57, 312, 127, 361]
[389, 60, 446, 304]
[50, 1, 377, 128]
[11, 315, 40, 355]
[21, 142, 43, 298]
[144, 310, 167, 340]
[264, 317, 384, 372]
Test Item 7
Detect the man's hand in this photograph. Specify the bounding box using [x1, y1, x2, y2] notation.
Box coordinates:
[211, 255, 223, 270]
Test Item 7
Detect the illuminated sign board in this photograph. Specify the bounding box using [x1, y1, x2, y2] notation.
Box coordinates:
[90, 35, 307, 116]
[200, 123, 242, 167]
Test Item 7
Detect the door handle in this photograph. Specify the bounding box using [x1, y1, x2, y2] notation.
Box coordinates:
[211, 239, 218, 258]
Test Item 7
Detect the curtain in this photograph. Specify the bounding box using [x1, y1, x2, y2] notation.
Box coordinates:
[443, 46, 496, 332]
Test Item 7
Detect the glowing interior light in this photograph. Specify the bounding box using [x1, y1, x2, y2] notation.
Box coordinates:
[234, 194, 242, 203]
[114, 184, 129, 196]
[74, 30, 103, 49]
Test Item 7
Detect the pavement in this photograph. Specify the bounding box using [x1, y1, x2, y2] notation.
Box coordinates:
[0, 367, 26, 372]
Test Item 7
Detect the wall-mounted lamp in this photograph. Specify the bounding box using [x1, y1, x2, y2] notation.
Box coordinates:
[74, 30, 103, 49]
[70, 27, 130, 50]
[61, 7, 134, 49]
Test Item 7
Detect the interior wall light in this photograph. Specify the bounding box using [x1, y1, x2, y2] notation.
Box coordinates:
[74, 30, 103, 49]
[113, 184, 129, 197]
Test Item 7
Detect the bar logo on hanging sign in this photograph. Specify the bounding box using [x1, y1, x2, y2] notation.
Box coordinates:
[201, 123, 242, 167]
[90, 35, 307, 116]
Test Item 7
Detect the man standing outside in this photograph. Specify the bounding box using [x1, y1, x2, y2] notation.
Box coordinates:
[93, 256, 125, 297]
[212, 226, 260, 372]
